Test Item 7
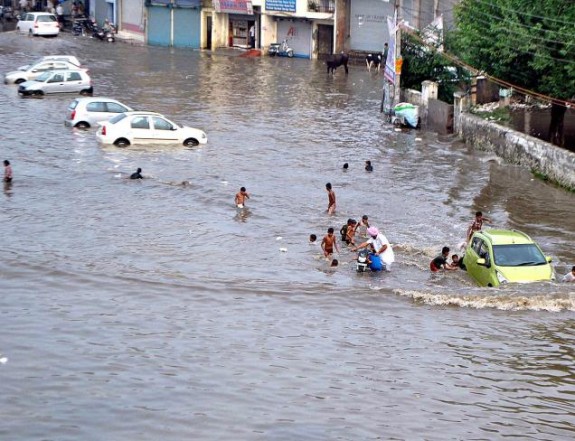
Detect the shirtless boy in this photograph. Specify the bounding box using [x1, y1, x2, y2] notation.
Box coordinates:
[467, 211, 491, 241]
[326, 182, 336, 215]
[321, 227, 340, 258]
[235, 187, 250, 208]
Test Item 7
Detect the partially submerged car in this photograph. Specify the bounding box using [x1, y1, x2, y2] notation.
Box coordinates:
[96, 111, 207, 147]
[65, 97, 133, 128]
[463, 229, 554, 287]
[16, 12, 59, 37]
[18, 70, 93, 96]
[17, 56, 82, 72]
[4, 59, 85, 84]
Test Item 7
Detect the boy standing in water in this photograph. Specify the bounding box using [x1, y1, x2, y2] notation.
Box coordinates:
[326, 182, 336, 215]
[235, 187, 250, 208]
[321, 227, 340, 258]
[467, 211, 491, 241]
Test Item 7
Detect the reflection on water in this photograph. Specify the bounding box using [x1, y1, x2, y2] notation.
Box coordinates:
[0, 32, 575, 441]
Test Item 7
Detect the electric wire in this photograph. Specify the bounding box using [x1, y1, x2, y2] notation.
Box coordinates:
[401, 26, 575, 109]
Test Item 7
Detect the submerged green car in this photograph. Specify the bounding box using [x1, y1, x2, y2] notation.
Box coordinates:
[463, 229, 554, 287]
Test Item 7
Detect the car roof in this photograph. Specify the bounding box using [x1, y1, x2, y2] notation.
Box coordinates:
[122, 111, 163, 117]
[73, 97, 124, 103]
[479, 229, 534, 245]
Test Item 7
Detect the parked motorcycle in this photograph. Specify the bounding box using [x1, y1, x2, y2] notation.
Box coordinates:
[79, 18, 115, 42]
[268, 39, 294, 58]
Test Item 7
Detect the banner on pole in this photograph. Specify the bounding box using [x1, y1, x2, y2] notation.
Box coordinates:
[384, 10, 396, 84]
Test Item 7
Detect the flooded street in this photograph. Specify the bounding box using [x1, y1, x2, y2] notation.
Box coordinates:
[1, 32, 575, 440]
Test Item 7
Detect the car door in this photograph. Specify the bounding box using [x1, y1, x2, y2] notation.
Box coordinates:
[64, 71, 84, 93]
[44, 72, 65, 94]
[128, 115, 154, 143]
[19, 13, 33, 33]
[151, 116, 179, 143]
[85, 101, 109, 125]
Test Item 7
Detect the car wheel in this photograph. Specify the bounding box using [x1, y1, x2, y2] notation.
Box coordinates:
[114, 138, 130, 147]
[183, 138, 199, 147]
[79, 89, 92, 96]
[14, 79, 25, 84]
[75, 122, 90, 129]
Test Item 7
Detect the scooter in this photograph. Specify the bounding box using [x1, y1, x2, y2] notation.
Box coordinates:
[269, 39, 294, 58]
[356, 248, 370, 273]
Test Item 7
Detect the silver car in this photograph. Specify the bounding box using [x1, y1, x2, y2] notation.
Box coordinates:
[4, 60, 84, 84]
[65, 97, 133, 128]
[18, 70, 93, 96]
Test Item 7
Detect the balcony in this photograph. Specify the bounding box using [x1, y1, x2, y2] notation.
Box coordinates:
[307, 0, 335, 13]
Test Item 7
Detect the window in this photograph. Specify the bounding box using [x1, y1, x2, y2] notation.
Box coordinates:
[37, 15, 57, 22]
[66, 72, 82, 81]
[152, 117, 173, 131]
[471, 237, 482, 255]
[87, 102, 107, 112]
[109, 114, 127, 124]
[25, 14, 33, 21]
[130, 116, 149, 129]
[106, 103, 128, 113]
[48, 73, 64, 83]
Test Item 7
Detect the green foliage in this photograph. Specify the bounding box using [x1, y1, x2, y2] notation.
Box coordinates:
[452, 0, 575, 101]
[401, 32, 470, 104]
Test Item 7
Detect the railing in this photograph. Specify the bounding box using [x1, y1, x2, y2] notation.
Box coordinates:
[307, 0, 334, 13]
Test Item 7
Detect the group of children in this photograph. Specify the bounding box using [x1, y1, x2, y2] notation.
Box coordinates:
[430, 211, 490, 273]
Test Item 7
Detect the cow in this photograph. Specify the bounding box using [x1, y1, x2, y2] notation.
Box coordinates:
[365, 53, 383, 72]
[326, 52, 349, 74]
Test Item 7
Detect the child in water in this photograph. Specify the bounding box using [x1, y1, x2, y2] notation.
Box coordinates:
[235, 187, 250, 208]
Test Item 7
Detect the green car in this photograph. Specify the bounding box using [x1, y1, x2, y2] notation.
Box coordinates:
[463, 229, 554, 287]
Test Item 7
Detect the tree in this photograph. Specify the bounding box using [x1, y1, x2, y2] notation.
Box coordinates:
[401, 31, 470, 104]
[452, 0, 575, 147]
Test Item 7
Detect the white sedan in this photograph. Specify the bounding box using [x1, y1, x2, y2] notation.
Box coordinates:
[96, 111, 207, 147]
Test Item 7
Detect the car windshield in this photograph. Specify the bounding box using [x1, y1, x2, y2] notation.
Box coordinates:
[35, 72, 53, 82]
[108, 113, 127, 124]
[492, 244, 547, 267]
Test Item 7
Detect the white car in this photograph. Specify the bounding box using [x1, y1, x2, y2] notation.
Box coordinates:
[65, 97, 133, 128]
[96, 111, 207, 147]
[16, 12, 60, 37]
[18, 70, 93, 96]
[4, 59, 85, 84]
[17, 56, 81, 72]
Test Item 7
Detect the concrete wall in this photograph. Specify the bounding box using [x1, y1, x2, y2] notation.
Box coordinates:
[458, 113, 575, 189]
[428, 98, 453, 134]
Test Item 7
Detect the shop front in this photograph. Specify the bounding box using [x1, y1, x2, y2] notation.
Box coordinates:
[147, 0, 201, 48]
[213, 0, 255, 49]
[275, 18, 312, 59]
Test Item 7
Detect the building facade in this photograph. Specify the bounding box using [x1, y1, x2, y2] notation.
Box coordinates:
[109, 0, 458, 58]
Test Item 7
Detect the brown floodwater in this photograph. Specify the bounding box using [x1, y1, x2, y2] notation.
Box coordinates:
[1, 31, 574, 440]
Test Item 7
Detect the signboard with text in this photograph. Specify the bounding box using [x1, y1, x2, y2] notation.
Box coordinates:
[265, 0, 296, 13]
[213, 0, 253, 14]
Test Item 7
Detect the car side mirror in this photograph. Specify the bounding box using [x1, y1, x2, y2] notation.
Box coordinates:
[476, 258, 486, 266]
[546, 256, 552, 263]
[32, 69, 37, 73]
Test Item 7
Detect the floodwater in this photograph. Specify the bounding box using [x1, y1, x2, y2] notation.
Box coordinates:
[1, 32, 575, 440]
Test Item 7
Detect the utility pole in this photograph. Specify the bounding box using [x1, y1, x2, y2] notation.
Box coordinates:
[393, 0, 402, 106]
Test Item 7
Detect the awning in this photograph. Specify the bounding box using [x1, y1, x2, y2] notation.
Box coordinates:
[213, 0, 253, 15]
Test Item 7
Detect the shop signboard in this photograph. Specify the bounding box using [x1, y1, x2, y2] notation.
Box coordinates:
[213, 0, 253, 14]
[265, 0, 296, 13]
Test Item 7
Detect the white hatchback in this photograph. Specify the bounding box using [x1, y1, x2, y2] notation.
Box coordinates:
[65, 97, 133, 128]
[96, 111, 207, 147]
[4, 60, 85, 84]
[16, 12, 60, 37]
[18, 70, 93, 96]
